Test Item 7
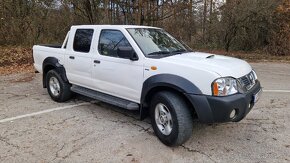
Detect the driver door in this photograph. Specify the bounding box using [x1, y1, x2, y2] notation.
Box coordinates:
[92, 29, 143, 103]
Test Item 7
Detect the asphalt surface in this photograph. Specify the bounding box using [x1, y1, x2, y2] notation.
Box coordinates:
[0, 62, 289, 163]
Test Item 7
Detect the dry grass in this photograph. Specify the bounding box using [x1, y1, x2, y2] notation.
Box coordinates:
[0, 46, 33, 66]
[0, 64, 34, 75]
[0, 46, 289, 75]
[0, 46, 34, 75]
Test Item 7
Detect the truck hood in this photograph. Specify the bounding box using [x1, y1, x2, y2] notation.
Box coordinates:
[162, 52, 252, 78]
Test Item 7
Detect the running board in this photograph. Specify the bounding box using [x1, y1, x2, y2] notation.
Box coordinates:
[71, 85, 139, 110]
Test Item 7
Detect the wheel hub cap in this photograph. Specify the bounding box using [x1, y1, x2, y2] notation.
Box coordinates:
[155, 103, 173, 135]
[49, 77, 60, 96]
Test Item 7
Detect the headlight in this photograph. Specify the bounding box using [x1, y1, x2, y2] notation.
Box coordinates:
[212, 77, 238, 96]
[252, 70, 258, 80]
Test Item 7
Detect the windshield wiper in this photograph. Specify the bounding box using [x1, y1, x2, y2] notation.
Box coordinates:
[147, 51, 171, 56]
[171, 49, 188, 54]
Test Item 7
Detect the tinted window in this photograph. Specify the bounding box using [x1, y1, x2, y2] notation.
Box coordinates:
[127, 28, 189, 56]
[98, 30, 132, 58]
[73, 29, 94, 53]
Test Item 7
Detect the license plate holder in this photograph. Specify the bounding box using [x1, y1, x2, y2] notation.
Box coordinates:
[253, 89, 262, 103]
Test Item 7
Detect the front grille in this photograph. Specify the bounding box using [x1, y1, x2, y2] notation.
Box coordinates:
[238, 71, 256, 90]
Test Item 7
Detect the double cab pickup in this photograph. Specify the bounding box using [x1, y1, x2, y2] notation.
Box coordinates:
[33, 25, 262, 146]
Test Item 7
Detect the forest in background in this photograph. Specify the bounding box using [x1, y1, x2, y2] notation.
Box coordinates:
[0, 0, 289, 56]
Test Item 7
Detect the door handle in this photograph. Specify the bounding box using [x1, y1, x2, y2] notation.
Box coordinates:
[94, 60, 101, 64]
[69, 56, 75, 59]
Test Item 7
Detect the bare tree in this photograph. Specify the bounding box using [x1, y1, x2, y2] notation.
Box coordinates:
[0, 0, 288, 56]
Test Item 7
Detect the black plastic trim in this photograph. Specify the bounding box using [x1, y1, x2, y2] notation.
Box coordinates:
[139, 74, 202, 120]
[187, 81, 262, 123]
[42, 57, 68, 88]
[39, 44, 62, 48]
[141, 74, 202, 103]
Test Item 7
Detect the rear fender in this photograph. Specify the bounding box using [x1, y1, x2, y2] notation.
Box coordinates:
[42, 57, 68, 88]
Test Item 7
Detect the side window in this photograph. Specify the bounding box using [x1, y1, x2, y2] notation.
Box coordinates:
[98, 30, 132, 58]
[73, 29, 94, 53]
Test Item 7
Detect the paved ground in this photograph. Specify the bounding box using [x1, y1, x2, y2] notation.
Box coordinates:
[0, 62, 289, 163]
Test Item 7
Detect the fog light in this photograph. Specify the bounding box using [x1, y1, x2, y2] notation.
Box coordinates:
[230, 109, 237, 119]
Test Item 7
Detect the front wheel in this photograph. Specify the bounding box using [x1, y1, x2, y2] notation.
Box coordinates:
[46, 69, 72, 102]
[150, 91, 193, 146]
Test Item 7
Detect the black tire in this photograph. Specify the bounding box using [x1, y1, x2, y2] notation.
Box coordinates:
[46, 69, 72, 102]
[150, 91, 193, 146]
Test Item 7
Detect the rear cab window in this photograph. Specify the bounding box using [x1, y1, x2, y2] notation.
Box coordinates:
[73, 29, 94, 53]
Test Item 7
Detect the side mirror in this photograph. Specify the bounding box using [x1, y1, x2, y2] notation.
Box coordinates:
[117, 46, 138, 61]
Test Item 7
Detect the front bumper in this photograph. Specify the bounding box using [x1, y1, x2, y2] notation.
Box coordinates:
[186, 81, 262, 123]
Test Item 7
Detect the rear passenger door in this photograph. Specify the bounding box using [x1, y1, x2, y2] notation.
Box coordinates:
[92, 29, 143, 103]
[65, 28, 95, 88]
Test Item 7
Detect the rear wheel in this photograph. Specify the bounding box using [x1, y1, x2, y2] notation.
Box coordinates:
[150, 91, 193, 146]
[46, 69, 72, 102]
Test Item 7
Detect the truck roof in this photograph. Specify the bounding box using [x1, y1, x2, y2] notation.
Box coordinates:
[71, 25, 160, 29]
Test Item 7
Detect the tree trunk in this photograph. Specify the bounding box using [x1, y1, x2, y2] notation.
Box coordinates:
[202, 0, 207, 42]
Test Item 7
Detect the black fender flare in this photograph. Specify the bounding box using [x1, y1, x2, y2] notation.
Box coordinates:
[139, 74, 202, 119]
[42, 57, 68, 88]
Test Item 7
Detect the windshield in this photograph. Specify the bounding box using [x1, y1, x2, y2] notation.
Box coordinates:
[127, 28, 190, 57]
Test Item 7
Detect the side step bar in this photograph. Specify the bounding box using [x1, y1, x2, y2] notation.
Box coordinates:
[71, 85, 139, 111]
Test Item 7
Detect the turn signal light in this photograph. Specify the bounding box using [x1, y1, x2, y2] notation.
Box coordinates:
[213, 82, 219, 96]
[151, 66, 157, 70]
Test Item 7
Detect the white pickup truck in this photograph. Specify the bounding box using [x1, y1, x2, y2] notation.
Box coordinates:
[33, 25, 262, 146]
